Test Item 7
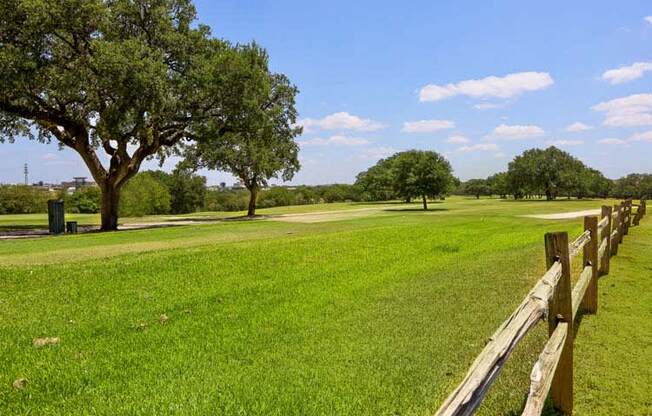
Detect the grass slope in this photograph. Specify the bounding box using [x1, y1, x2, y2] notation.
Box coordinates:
[0, 197, 641, 415]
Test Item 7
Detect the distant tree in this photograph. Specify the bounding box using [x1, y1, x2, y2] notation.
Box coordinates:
[0, 0, 259, 230]
[168, 168, 207, 214]
[185, 44, 301, 217]
[0, 185, 49, 214]
[67, 186, 101, 213]
[355, 156, 398, 201]
[612, 174, 652, 199]
[462, 179, 491, 199]
[486, 172, 509, 199]
[507, 147, 583, 200]
[120, 173, 170, 217]
[392, 150, 454, 210]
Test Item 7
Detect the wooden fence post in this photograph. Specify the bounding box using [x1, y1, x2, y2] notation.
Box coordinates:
[544, 232, 573, 414]
[634, 199, 646, 226]
[581, 216, 599, 314]
[611, 205, 621, 256]
[601, 206, 612, 275]
[624, 200, 632, 235]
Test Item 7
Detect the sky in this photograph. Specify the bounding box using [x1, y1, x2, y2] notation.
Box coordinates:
[1, 0, 652, 186]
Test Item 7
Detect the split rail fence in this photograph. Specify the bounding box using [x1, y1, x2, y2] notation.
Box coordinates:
[435, 198, 647, 416]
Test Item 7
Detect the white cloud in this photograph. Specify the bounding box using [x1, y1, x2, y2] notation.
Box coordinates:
[298, 112, 385, 132]
[474, 103, 503, 110]
[630, 131, 652, 142]
[592, 94, 652, 127]
[546, 139, 584, 147]
[597, 131, 652, 146]
[41, 153, 58, 161]
[419, 71, 554, 102]
[361, 146, 398, 160]
[602, 62, 652, 84]
[598, 138, 629, 146]
[457, 143, 499, 153]
[645, 16, 652, 24]
[298, 135, 370, 147]
[489, 124, 545, 140]
[446, 135, 470, 144]
[494, 152, 506, 159]
[565, 122, 593, 132]
[401, 119, 455, 133]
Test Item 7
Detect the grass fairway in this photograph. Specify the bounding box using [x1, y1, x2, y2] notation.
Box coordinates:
[573, 217, 652, 415]
[0, 197, 640, 415]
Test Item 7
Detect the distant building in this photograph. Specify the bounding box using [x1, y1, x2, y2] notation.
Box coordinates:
[232, 181, 245, 190]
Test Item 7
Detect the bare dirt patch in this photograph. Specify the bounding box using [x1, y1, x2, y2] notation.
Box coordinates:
[523, 209, 601, 220]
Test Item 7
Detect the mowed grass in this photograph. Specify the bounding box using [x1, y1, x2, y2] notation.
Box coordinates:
[0, 197, 637, 415]
[0, 201, 393, 231]
[572, 218, 652, 415]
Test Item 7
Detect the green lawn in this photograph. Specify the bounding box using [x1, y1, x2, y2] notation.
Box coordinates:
[0, 201, 393, 231]
[0, 197, 646, 415]
[573, 216, 652, 415]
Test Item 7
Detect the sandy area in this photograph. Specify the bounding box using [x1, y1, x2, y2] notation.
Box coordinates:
[524, 209, 601, 220]
[271, 208, 381, 223]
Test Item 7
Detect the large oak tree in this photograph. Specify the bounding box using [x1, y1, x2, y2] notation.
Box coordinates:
[0, 0, 241, 230]
[184, 44, 302, 217]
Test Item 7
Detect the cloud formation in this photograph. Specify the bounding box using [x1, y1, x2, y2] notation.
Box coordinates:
[592, 94, 652, 127]
[419, 71, 553, 102]
[602, 62, 652, 84]
[298, 135, 370, 147]
[446, 135, 470, 144]
[565, 122, 593, 132]
[645, 16, 652, 25]
[598, 131, 652, 146]
[457, 143, 499, 152]
[474, 103, 503, 110]
[401, 119, 455, 133]
[299, 112, 385, 132]
[489, 124, 545, 140]
[546, 139, 584, 147]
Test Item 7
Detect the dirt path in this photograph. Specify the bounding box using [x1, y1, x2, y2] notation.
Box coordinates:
[523, 209, 601, 220]
[270, 207, 382, 223]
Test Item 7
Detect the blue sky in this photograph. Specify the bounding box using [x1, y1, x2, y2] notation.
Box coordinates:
[1, 0, 651, 185]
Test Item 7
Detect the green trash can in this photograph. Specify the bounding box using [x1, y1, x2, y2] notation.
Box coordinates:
[48, 200, 65, 235]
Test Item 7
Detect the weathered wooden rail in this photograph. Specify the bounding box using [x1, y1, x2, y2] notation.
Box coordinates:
[435, 199, 647, 416]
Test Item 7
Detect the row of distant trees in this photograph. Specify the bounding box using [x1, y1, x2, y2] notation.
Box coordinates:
[355, 146, 652, 206]
[2, 145, 650, 216]
[0, 174, 367, 216]
[455, 147, 652, 201]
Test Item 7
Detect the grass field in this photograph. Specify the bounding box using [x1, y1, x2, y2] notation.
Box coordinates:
[0, 197, 647, 415]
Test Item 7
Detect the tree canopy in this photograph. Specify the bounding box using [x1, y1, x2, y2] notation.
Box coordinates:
[355, 150, 454, 209]
[183, 44, 302, 216]
[0, 0, 268, 229]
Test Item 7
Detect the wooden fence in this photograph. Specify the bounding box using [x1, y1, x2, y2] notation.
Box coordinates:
[435, 198, 647, 416]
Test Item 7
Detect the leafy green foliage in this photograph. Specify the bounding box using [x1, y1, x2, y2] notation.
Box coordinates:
[119, 173, 171, 217]
[355, 150, 454, 208]
[0, 185, 49, 214]
[506, 147, 611, 200]
[186, 44, 301, 216]
[0, 0, 264, 229]
[65, 186, 102, 213]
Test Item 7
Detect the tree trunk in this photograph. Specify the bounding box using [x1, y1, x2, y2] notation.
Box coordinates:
[406, 197, 412, 203]
[422, 195, 428, 210]
[100, 185, 121, 231]
[247, 187, 258, 217]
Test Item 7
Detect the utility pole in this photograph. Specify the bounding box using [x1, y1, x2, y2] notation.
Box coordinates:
[24, 163, 28, 185]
